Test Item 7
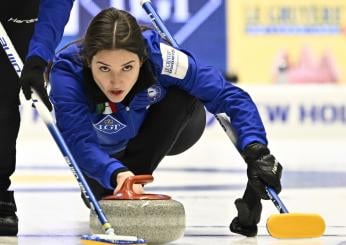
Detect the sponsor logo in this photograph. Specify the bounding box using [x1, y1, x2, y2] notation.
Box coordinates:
[147, 85, 162, 102]
[7, 17, 38, 24]
[0, 37, 21, 74]
[78, 1, 222, 44]
[244, 5, 344, 35]
[160, 42, 188, 79]
[93, 115, 126, 134]
[272, 160, 279, 174]
[164, 48, 176, 74]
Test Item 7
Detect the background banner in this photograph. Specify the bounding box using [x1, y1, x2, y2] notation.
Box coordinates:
[227, 0, 346, 84]
[61, 0, 226, 71]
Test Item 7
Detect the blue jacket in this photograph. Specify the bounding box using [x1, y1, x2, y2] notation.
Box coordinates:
[50, 30, 267, 189]
[27, 0, 74, 62]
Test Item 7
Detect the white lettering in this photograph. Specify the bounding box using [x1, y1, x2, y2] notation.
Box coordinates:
[96, 124, 120, 131]
[0, 38, 21, 73]
[110, 0, 190, 22]
[299, 104, 346, 124]
[160, 42, 188, 79]
[7, 17, 38, 24]
[272, 160, 279, 174]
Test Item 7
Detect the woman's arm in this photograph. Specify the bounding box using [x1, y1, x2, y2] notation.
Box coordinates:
[27, 0, 75, 62]
[144, 30, 267, 150]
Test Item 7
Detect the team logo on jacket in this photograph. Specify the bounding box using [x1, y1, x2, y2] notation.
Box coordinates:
[93, 115, 126, 134]
[160, 42, 188, 79]
[147, 85, 161, 102]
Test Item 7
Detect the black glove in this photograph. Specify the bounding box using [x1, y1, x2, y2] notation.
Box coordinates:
[230, 198, 262, 237]
[242, 142, 282, 199]
[20, 56, 52, 111]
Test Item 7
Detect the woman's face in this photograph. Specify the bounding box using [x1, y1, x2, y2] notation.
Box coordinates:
[90, 49, 141, 103]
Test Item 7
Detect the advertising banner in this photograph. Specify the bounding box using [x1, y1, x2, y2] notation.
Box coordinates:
[227, 0, 346, 84]
[61, 0, 226, 71]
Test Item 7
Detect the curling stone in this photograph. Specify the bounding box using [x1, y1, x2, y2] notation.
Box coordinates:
[90, 175, 185, 244]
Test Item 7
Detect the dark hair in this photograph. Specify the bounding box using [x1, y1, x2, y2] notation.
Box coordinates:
[79, 8, 156, 108]
[81, 7, 147, 65]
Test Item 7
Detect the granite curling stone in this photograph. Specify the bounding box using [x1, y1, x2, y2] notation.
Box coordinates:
[90, 175, 185, 244]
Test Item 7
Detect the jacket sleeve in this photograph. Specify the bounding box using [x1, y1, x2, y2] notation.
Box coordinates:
[145, 30, 267, 150]
[49, 59, 127, 190]
[27, 0, 74, 62]
[185, 61, 268, 150]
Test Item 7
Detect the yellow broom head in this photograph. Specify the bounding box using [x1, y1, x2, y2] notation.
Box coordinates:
[267, 213, 325, 239]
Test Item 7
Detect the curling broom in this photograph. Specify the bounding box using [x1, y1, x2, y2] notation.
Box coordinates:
[140, 0, 325, 238]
